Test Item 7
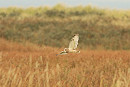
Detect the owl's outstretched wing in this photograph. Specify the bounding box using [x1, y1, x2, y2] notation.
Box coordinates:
[73, 35, 79, 49]
[69, 34, 79, 50]
[69, 39, 75, 50]
[56, 51, 68, 56]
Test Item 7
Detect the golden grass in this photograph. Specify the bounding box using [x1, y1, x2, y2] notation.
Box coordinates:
[0, 38, 130, 87]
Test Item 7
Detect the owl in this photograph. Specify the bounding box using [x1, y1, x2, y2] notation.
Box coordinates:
[57, 34, 80, 55]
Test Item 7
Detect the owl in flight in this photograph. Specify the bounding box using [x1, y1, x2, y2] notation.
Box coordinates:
[57, 34, 80, 55]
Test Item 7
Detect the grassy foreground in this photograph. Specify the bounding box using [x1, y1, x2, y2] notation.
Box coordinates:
[0, 38, 130, 87]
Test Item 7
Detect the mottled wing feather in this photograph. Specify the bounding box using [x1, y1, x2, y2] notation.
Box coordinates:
[56, 51, 67, 56]
[59, 51, 68, 55]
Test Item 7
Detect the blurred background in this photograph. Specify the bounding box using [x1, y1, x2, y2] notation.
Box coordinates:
[0, 0, 130, 50]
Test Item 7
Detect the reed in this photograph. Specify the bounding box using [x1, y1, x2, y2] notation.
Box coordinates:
[0, 38, 130, 87]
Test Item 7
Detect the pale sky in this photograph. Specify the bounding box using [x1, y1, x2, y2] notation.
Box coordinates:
[0, 0, 130, 9]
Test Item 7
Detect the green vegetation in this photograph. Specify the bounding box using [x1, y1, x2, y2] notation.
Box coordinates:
[0, 4, 130, 50]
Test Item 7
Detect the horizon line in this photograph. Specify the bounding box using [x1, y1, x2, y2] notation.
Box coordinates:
[0, 4, 129, 10]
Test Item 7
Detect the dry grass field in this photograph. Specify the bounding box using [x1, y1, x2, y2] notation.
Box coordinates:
[0, 38, 130, 87]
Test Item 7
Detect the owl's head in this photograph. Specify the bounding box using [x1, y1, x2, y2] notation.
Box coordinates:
[74, 34, 79, 36]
